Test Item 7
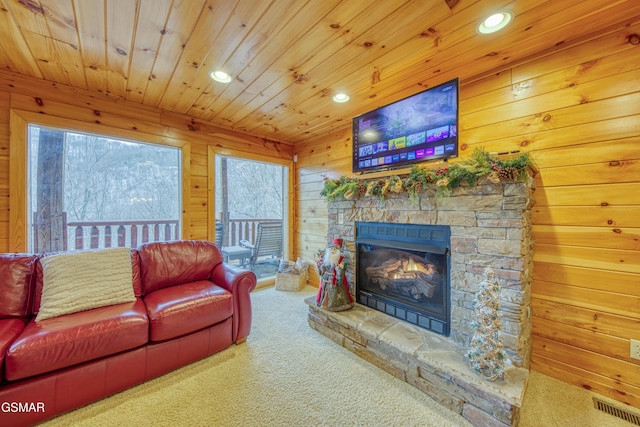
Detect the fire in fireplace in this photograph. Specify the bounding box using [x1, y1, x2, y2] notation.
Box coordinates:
[355, 222, 450, 336]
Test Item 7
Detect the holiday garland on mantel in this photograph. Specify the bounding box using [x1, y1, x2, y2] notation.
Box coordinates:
[320, 148, 533, 202]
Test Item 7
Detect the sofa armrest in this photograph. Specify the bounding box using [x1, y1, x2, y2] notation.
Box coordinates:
[211, 264, 257, 343]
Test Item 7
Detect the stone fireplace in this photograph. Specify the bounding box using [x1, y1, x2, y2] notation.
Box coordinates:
[307, 175, 535, 426]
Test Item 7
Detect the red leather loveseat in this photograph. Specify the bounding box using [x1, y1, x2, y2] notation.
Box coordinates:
[0, 240, 256, 427]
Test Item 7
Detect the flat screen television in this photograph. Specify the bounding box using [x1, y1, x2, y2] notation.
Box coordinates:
[352, 78, 459, 174]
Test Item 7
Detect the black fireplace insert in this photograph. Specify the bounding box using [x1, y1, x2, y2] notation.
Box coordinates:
[355, 222, 450, 336]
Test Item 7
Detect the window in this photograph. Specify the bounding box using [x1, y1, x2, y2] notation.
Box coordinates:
[214, 154, 288, 280]
[28, 125, 181, 252]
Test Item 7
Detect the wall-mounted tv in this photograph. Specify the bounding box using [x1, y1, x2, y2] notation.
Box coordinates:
[352, 78, 459, 174]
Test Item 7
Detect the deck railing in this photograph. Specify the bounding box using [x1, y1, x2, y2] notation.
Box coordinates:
[222, 218, 282, 247]
[66, 220, 179, 250]
[38, 217, 279, 251]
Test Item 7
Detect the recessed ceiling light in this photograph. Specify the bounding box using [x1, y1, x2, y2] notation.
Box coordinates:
[333, 93, 349, 103]
[477, 11, 513, 34]
[210, 70, 232, 83]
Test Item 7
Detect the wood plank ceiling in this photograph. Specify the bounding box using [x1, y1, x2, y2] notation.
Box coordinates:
[0, 0, 638, 145]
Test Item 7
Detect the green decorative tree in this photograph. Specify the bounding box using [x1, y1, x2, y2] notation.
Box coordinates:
[466, 268, 507, 381]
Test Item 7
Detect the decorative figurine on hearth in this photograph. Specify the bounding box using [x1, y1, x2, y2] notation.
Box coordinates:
[315, 237, 354, 312]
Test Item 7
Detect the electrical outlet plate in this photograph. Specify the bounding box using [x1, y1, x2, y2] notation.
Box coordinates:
[631, 339, 640, 360]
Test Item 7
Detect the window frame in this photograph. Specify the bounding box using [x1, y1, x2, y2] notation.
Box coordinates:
[9, 109, 190, 252]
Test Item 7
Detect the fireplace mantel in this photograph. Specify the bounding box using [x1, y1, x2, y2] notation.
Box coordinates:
[308, 175, 535, 426]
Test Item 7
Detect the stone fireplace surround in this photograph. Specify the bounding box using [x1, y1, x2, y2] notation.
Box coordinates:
[307, 175, 535, 426]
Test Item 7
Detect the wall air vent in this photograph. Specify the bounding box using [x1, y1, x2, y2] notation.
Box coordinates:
[593, 397, 640, 425]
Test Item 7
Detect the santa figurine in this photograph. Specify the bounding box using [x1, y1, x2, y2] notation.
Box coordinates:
[315, 237, 354, 312]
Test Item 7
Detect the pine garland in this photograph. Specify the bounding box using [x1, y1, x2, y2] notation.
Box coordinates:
[319, 148, 533, 202]
[466, 268, 507, 382]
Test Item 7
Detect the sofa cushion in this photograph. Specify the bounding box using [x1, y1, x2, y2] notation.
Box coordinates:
[36, 248, 136, 322]
[5, 299, 148, 381]
[0, 254, 37, 318]
[0, 318, 29, 382]
[139, 240, 223, 295]
[144, 280, 233, 342]
[33, 249, 142, 315]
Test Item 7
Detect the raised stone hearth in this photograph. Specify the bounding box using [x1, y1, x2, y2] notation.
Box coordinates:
[306, 298, 528, 426]
[308, 175, 535, 426]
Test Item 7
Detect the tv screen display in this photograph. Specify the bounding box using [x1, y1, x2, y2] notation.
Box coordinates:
[352, 78, 459, 173]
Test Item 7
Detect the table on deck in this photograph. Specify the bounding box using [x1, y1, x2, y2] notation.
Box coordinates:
[221, 246, 252, 266]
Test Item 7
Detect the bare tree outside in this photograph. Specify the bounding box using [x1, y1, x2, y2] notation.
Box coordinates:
[215, 156, 284, 220]
[62, 132, 180, 221]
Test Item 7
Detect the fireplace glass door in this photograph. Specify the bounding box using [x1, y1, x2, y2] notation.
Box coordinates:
[356, 222, 450, 336]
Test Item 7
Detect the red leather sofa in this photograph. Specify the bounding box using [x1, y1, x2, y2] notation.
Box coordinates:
[0, 240, 256, 427]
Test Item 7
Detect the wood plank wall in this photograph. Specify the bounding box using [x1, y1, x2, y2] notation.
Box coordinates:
[0, 71, 293, 253]
[294, 25, 640, 407]
[0, 90, 9, 250]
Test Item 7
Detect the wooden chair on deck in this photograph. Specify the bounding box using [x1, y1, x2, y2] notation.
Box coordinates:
[215, 221, 224, 247]
[240, 221, 283, 268]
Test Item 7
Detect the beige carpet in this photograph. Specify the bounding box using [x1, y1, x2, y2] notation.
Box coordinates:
[41, 286, 637, 427]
